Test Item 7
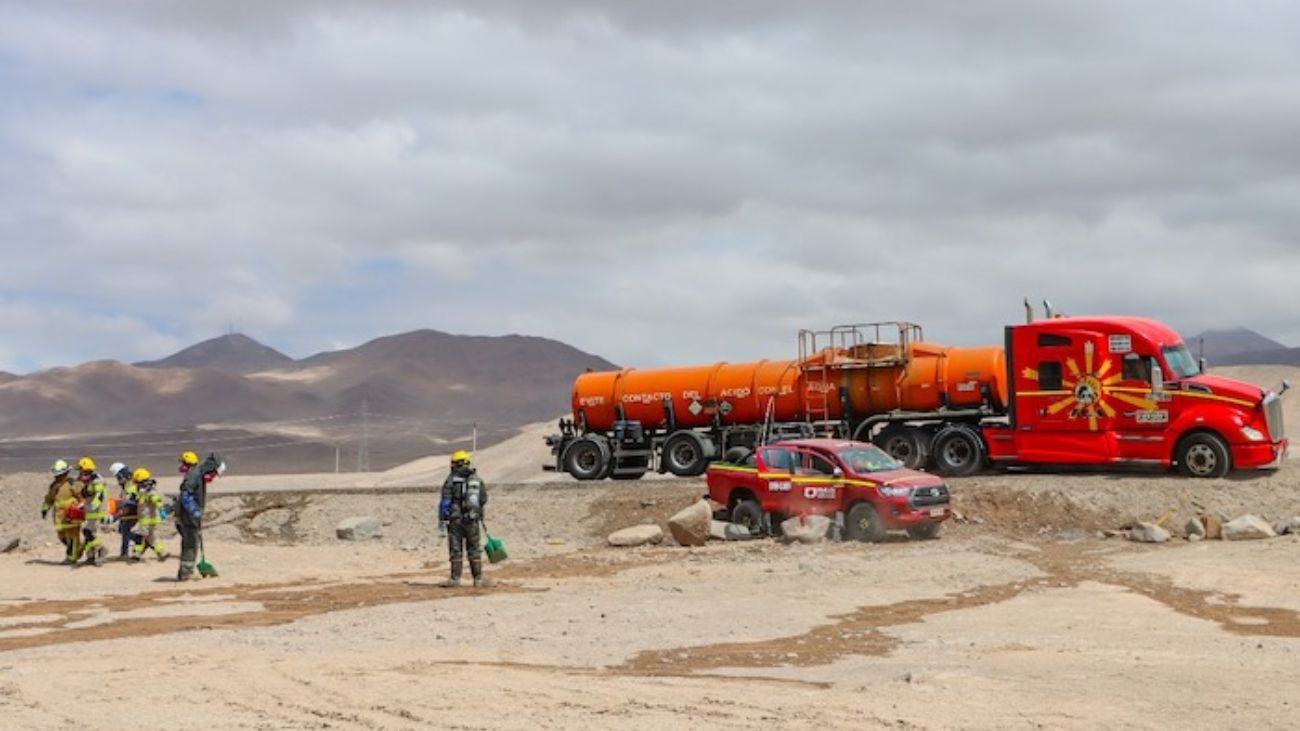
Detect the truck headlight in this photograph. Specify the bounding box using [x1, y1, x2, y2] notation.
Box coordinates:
[878, 485, 911, 497]
[1240, 426, 1266, 442]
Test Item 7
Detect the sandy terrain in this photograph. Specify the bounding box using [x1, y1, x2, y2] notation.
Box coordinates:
[3, 454, 1300, 730]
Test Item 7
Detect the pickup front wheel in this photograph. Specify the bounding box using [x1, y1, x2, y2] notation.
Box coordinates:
[845, 502, 887, 543]
[730, 499, 763, 535]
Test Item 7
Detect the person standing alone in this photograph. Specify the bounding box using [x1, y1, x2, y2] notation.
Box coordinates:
[176, 452, 223, 581]
[438, 450, 490, 588]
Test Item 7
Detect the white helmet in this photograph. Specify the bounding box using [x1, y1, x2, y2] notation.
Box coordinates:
[109, 462, 127, 477]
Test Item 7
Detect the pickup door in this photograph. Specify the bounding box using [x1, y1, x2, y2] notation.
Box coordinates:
[756, 444, 841, 516]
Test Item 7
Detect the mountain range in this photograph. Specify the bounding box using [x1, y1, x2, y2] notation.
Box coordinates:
[0, 330, 615, 474]
[1185, 327, 1299, 367]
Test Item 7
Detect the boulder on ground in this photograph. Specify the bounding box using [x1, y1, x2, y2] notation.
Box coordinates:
[780, 515, 832, 544]
[1184, 517, 1207, 540]
[608, 524, 664, 547]
[1273, 516, 1300, 536]
[1222, 515, 1276, 541]
[667, 500, 712, 547]
[1127, 522, 1170, 544]
[710, 520, 753, 541]
[335, 516, 383, 541]
[1202, 514, 1224, 540]
[1, 536, 19, 554]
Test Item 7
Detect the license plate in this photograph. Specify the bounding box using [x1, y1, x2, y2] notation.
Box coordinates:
[929, 507, 946, 517]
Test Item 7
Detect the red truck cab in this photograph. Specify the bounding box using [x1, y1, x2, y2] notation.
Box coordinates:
[707, 438, 951, 542]
[979, 317, 1289, 477]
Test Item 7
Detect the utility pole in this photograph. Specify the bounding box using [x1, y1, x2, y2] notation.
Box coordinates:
[356, 398, 370, 473]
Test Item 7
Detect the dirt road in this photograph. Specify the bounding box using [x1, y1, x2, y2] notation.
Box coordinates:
[2, 464, 1299, 729]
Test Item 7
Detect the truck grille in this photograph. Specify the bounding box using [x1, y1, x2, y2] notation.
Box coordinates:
[1264, 394, 1285, 442]
[910, 484, 951, 508]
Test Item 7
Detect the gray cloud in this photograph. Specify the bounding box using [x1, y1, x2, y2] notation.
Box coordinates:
[1, 1, 1298, 373]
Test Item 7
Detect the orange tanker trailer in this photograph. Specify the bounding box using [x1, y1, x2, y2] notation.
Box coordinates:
[546, 322, 1006, 479]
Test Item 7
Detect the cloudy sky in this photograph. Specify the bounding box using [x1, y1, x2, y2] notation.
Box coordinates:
[2, 1, 1299, 373]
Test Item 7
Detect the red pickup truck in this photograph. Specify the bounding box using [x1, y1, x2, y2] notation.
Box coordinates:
[706, 438, 951, 542]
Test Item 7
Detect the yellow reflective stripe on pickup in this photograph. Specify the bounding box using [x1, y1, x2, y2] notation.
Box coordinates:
[710, 464, 878, 488]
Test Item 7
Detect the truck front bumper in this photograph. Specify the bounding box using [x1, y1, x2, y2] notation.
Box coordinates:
[1232, 438, 1289, 470]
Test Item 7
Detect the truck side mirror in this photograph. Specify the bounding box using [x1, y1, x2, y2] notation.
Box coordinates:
[1280, 379, 1292, 396]
[832, 467, 843, 478]
[1151, 364, 1165, 396]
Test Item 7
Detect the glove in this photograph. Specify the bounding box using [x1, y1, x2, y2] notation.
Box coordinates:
[438, 521, 448, 538]
[438, 497, 452, 522]
[41, 508, 49, 519]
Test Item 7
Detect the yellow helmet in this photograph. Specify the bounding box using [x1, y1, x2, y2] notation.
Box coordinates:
[51, 459, 71, 476]
[77, 456, 96, 472]
[179, 451, 199, 467]
[132, 467, 152, 484]
[451, 450, 472, 466]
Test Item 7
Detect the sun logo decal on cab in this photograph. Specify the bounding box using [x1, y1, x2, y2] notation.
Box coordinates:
[1020, 342, 1158, 431]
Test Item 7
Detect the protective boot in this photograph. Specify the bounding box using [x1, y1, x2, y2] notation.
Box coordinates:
[439, 559, 463, 588]
[470, 559, 491, 588]
[177, 560, 197, 582]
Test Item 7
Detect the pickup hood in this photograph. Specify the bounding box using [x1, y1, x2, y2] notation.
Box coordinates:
[1181, 374, 1265, 406]
[859, 468, 945, 488]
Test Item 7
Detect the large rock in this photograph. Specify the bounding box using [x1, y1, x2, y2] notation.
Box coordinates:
[335, 516, 383, 541]
[1222, 515, 1277, 541]
[1201, 514, 1224, 540]
[1273, 516, 1300, 536]
[780, 514, 832, 544]
[667, 500, 712, 547]
[0, 536, 19, 554]
[1127, 522, 1170, 544]
[608, 524, 664, 547]
[1184, 517, 1207, 540]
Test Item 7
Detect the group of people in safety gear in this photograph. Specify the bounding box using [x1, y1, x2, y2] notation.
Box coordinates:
[439, 450, 491, 587]
[40, 449, 225, 581]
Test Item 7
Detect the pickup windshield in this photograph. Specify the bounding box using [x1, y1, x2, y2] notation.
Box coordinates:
[837, 446, 902, 473]
[1162, 345, 1201, 379]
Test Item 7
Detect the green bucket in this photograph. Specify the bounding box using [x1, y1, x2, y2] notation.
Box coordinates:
[483, 522, 508, 564]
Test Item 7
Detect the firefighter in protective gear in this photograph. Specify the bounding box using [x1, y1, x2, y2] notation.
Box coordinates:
[42, 459, 83, 563]
[130, 468, 169, 562]
[176, 452, 223, 581]
[76, 457, 109, 565]
[438, 450, 490, 587]
[110, 462, 142, 558]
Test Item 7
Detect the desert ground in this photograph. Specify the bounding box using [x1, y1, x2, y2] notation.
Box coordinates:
[2, 435, 1300, 730]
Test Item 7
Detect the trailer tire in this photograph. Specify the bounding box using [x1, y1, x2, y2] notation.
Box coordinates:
[906, 522, 943, 540]
[663, 431, 711, 477]
[562, 437, 611, 481]
[1175, 432, 1231, 478]
[932, 426, 985, 477]
[845, 502, 887, 543]
[730, 499, 764, 535]
[871, 425, 931, 470]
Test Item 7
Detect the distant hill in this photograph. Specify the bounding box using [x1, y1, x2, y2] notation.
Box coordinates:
[0, 329, 616, 474]
[0, 371, 16, 385]
[136, 333, 294, 375]
[1185, 328, 1288, 364]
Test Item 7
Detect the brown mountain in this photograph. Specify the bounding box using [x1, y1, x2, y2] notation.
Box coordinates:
[0, 330, 614, 474]
[136, 333, 294, 375]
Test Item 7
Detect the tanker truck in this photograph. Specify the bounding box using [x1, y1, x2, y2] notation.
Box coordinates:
[544, 311, 1289, 480]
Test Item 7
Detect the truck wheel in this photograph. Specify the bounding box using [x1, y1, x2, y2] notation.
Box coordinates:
[845, 502, 887, 543]
[663, 431, 711, 477]
[906, 522, 942, 540]
[872, 425, 930, 470]
[562, 437, 610, 481]
[932, 426, 985, 477]
[730, 499, 764, 535]
[1176, 432, 1231, 478]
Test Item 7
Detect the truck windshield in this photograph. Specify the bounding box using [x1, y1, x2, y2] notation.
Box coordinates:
[1161, 345, 1201, 379]
[836, 446, 902, 473]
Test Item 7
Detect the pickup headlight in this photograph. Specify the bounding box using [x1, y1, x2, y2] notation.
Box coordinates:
[878, 485, 911, 497]
[1240, 426, 1266, 442]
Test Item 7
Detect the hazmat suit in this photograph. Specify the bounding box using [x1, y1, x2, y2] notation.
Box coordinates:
[438, 452, 489, 587]
[176, 452, 223, 581]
